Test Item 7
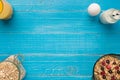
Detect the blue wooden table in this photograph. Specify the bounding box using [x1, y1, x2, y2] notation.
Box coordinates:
[0, 0, 120, 80]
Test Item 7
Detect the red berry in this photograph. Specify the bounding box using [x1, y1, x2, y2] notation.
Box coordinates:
[106, 65, 111, 69]
[102, 75, 106, 79]
[101, 67, 104, 71]
[117, 70, 120, 74]
[115, 66, 119, 70]
[100, 71, 105, 75]
[111, 78, 115, 80]
[102, 61, 106, 66]
[108, 70, 113, 74]
[113, 62, 116, 65]
[111, 76, 115, 80]
[106, 60, 110, 64]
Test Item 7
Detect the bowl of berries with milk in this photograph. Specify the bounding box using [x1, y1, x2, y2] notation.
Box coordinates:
[93, 54, 120, 80]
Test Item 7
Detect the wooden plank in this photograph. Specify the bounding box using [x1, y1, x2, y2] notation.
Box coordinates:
[0, 19, 120, 33]
[24, 76, 91, 80]
[0, 34, 120, 54]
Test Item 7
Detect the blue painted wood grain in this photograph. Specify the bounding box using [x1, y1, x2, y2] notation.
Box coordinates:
[0, 0, 120, 80]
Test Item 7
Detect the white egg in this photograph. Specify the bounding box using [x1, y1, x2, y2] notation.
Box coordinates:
[88, 3, 101, 16]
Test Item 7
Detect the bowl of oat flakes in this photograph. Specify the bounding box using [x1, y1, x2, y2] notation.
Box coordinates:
[93, 54, 120, 80]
